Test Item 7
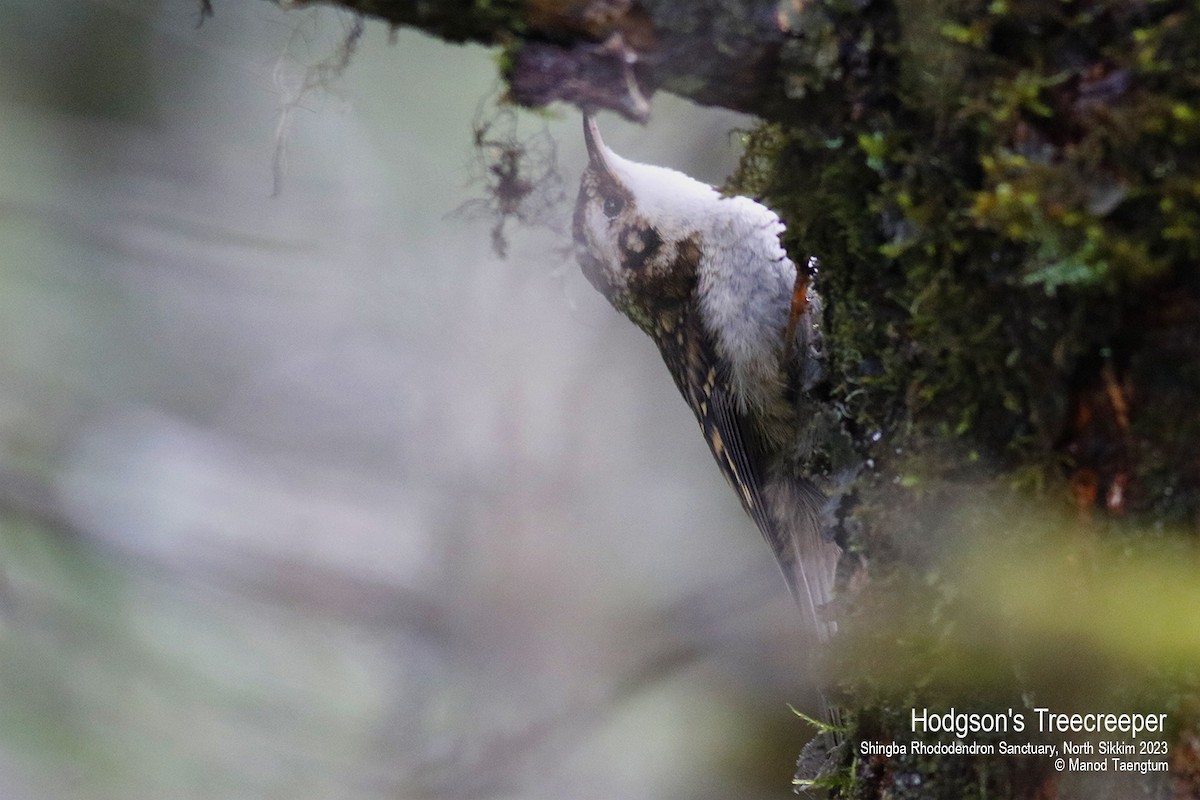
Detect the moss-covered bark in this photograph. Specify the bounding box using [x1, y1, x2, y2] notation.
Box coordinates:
[289, 0, 526, 43]
[723, 1, 1200, 796]
[282, 0, 795, 119]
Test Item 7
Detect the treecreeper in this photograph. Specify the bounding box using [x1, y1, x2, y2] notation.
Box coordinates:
[572, 114, 845, 732]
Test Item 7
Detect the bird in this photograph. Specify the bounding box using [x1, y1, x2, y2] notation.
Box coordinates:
[573, 113, 843, 652]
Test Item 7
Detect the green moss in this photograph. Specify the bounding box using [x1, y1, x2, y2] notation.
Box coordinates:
[730, 0, 1200, 515]
[728, 1, 1200, 795]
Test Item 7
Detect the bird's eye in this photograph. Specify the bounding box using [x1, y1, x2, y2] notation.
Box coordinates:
[602, 195, 625, 218]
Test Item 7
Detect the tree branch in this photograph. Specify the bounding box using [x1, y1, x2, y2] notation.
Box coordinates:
[282, 0, 854, 121]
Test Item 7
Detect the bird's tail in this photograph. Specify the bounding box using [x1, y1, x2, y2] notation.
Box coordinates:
[764, 477, 841, 641]
[763, 476, 843, 732]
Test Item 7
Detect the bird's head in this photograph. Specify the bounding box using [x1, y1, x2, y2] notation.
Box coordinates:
[573, 115, 716, 334]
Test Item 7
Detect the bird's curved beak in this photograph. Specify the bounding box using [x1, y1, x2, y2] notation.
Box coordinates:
[583, 114, 619, 183]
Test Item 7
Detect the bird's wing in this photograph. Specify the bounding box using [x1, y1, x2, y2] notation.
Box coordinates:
[658, 308, 839, 642]
[704, 368, 840, 644]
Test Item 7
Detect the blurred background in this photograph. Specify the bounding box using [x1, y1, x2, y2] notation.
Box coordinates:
[0, 1, 827, 797]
